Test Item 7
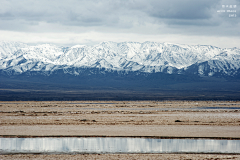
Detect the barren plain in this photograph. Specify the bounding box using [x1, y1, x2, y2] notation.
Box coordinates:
[0, 100, 240, 159]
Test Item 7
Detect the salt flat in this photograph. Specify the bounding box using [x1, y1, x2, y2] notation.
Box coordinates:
[0, 101, 240, 159]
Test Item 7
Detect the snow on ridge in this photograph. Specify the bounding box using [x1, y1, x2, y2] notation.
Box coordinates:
[71, 44, 87, 48]
[0, 41, 240, 76]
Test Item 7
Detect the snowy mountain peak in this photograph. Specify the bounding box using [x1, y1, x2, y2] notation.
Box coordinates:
[0, 41, 28, 58]
[0, 41, 240, 77]
[71, 45, 86, 48]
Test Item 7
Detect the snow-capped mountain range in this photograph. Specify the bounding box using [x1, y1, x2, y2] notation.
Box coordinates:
[1, 41, 240, 77]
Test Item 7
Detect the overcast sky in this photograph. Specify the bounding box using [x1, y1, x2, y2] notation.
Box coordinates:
[0, 0, 239, 48]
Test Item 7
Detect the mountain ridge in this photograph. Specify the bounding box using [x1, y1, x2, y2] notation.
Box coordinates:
[0, 41, 240, 78]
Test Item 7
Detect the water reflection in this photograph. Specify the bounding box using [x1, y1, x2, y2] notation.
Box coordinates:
[196, 107, 240, 110]
[66, 103, 117, 104]
[50, 107, 240, 111]
[0, 138, 239, 154]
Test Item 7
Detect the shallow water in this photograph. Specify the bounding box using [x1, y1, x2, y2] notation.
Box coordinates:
[0, 138, 240, 154]
[196, 107, 240, 110]
[66, 103, 117, 104]
[48, 106, 240, 111]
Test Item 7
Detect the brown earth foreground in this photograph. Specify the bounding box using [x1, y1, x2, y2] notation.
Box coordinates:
[1, 154, 240, 160]
[0, 101, 240, 159]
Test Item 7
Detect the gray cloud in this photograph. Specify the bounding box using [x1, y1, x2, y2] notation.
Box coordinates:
[0, 0, 239, 27]
[146, 0, 219, 20]
[0, 0, 239, 47]
[0, 0, 123, 27]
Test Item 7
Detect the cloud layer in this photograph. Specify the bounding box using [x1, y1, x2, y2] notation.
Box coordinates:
[0, 0, 239, 47]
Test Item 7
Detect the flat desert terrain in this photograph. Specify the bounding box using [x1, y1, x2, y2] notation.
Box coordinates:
[0, 101, 240, 159]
